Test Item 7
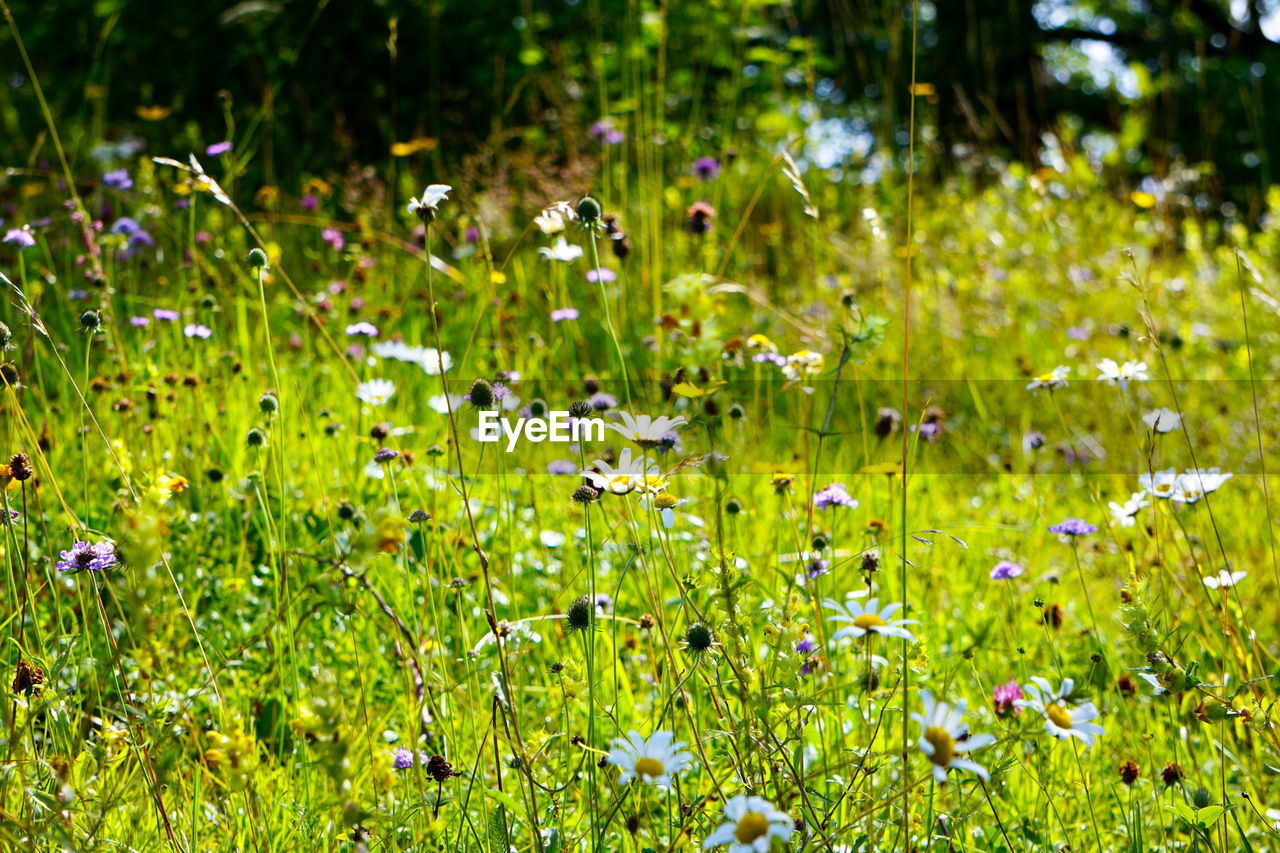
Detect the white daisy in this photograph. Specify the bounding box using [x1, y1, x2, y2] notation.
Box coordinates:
[1096, 358, 1149, 390]
[912, 690, 996, 784]
[639, 492, 690, 529]
[428, 392, 466, 414]
[1203, 569, 1246, 589]
[606, 730, 693, 789]
[1173, 468, 1233, 503]
[534, 201, 577, 235]
[1108, 491, 1150, 528]
[608, 412, 687, 448]
[702, 795, 792, 853]
[356, 378, 396, 406]
[1138, 467, 1179, 500]
[1025, 365, 1070, 391]
[537, 236, 583, 263]
[370, 340, 454, 375]
[581, 449, 663, 495]
[407, 185, 451, 220]
[825, 593, 917, 643]
[1015, 676, 1105, 751]
[1142, 407, 1181, 433]
[780, 350, 823, 381]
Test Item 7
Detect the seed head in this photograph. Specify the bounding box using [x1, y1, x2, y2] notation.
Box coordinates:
[568, 400, 592, 419]
[684, 622, 714, 653]
[576, 196, 602, 224]
[248, 248, 269, 270]
[408, 509, 430, 523]
[1118, 760, 1141, 786]
[0, 362, 18, 387]
[0, 321, 11, 348]
[80, 310, 102, 333]
[1160, 761, 1183, 786]
[258, 391, 279, 417]
[725, 497, 743, 516]
[245, 427, 267, 448]
[875, 408, 901, 439]
[571, 485, 599, 504]
[7, 453, 33, 482]
[425, 754, 459, 783]
[565, 597, 594, 633]
[467, 378, 494, 408]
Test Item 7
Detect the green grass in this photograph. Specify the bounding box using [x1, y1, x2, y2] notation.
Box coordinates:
[7, 40, 1280, 853]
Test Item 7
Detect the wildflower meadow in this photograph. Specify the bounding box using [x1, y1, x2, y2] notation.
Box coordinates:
[5, 1, 1280, 850]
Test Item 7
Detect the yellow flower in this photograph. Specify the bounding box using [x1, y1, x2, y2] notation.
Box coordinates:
[1131, 191, 1157, 209]
[135, 105, 171, 121]
[391, 136, 438, 157]
[254, 185, 280, 207]
[302, 177, 334, 199]
[154, 474, 189, 503]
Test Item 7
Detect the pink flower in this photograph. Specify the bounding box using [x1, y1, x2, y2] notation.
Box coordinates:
[994, 679, 1023, 717]
[322, 227, 345, 251]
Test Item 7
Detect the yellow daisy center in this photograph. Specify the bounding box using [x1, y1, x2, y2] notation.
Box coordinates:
[633, 757, 664, 779]
[1046, 703, 1073, 729]
[853, 613, 887, 630]
[734, 812, 770, 844]
[923, 726, 956, 767]
[608, 475, 632, 492]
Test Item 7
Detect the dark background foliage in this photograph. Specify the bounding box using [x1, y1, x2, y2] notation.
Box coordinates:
[2, 0, 1278, 212]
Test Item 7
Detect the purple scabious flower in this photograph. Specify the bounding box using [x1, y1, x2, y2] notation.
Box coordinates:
[301, 194, 318, 212]
[111, 216, 142, 236]
[586, 268, 616, 283]
[68, 289, 88, 300]
[130, 316, 150, 328]
[1048, 518, 1097, 537]
[392, 748, 415, 770]
[795, 636, 816, 655]
[103, 168, 133, 190]
[184, 323, 212, 339]
[813, 483, 857, 510]
[153, 308, 180, 322]
[692, 156, 720, 180]
[594, 593, 613, 614]
[989, 560, 1023, 580]
[56, 540, 117, 573]
[655, 430, 681, 454]
[547, 459, 577, 475]
[374, 447, 400, 463]
[587, 391, 616, 412]
[753, 352, 787, 366]
[345, 322, 378, 337]
[589, 119, 624, 145]
[206, 141, 233, 156]
[805, 557, 830, 579]
[551, 307, 580, 323]
[4, 227, 36, 249]
[799, 659, 817, 677]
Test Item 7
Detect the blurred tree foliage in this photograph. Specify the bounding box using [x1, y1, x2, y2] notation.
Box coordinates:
[1, 0, 1277, 212]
